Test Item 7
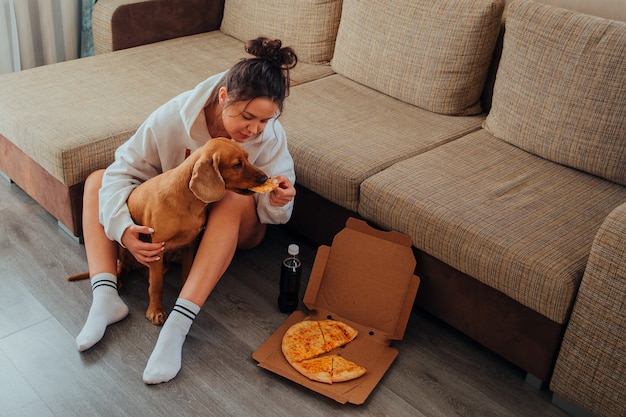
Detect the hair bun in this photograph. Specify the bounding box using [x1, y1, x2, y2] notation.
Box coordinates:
[245, 37, 297, 70]
[262, 38, 282, 51]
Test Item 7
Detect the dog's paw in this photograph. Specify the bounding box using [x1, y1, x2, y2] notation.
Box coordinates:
[146, 308, 167, 325]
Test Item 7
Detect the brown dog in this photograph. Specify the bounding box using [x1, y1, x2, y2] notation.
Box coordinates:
[69, 137, 269, 325]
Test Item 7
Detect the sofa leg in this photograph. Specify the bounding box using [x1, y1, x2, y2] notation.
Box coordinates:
[525, 373, 547, 390]
[58, 220, 83, 244]
[552, 393, 596, 417]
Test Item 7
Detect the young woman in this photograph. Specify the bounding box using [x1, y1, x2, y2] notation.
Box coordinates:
[75, 38, 298, 384]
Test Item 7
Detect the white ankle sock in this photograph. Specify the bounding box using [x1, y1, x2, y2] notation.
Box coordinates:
[143, 298, 200, 384]
[76, 272, 129, 352]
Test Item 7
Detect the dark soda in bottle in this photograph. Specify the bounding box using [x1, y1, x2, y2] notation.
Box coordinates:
[278, 244, 301, 313]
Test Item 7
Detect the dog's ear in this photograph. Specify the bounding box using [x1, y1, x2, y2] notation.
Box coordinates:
[189, 152, 225, 203]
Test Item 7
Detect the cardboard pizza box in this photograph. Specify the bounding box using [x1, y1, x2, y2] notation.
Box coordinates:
[253, 217, 420, 404]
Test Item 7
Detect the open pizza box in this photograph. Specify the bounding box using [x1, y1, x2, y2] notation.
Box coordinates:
[253, 217, 420, 404]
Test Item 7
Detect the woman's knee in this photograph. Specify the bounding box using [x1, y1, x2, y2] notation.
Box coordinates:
[211, 191, 256, 216]
[208, 192, 265, 248]
[83, 170, 105, 223]
[238, 223, 266, 250]
[84, 169, 105, 197]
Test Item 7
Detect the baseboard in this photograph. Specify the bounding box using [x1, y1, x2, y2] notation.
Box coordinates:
[552, 393, 596, 417]
[525, 373, 547, 390]
[58, 220, 83, 244]
[0, 169, 11, 183]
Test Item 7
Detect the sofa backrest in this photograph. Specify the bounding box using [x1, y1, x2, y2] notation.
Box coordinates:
[220, 0, 342, 64]
[525, 0, 626, 22]
[484, 0, 626, 186]
[483, 0, 626, 112]
[330, 0, 505, 116]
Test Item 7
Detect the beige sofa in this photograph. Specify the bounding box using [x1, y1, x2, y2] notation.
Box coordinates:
[0, 1, 624, 416]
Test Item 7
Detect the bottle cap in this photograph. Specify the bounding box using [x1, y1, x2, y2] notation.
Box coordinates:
[288, 244, 299, 256]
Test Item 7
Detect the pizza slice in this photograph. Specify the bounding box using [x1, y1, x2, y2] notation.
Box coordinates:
[319, 320, 358, 352]
[249, 178, 279, 193]
[281, 320, 326, 364]
[290, 355, 333, 384]
[329, 355, 367, 383]
[292, 355, 367, 384]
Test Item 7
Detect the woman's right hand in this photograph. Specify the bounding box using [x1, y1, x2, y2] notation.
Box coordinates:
[121, 225, 165, 267]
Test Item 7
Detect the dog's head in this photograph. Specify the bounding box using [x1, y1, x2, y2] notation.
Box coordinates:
[189, 137, 269, 203]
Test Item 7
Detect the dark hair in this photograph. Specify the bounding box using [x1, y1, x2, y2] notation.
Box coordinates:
[210, 37, 297, 115]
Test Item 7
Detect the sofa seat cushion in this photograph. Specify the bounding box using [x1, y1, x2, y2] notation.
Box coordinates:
[0, 32, 332, 187]
[281, 74, 485, 212]
[331, 0, 504, 116]
[359, 129, 626, 323]
[485, 0, 626, 186]
[220, 0, 343, 64]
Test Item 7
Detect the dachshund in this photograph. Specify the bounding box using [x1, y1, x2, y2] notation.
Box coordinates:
[69, 137, 269, 325]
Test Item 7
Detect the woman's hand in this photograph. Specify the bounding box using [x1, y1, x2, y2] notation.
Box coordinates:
[121, 225, 165, 267]
[269, 175, 296, 207]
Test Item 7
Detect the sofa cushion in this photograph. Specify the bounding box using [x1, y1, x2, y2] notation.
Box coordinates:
[220, 0, 342, 64]
[484, 0, 626, 186]
[538, 0, 626, 22]
[281, 74, 485, 212]
[0, 32, 332, 187]
[359, 130, 626, 323]
[331, 0, 504, 116]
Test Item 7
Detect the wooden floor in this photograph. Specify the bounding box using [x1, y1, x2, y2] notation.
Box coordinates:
[0, 177, 572, 417]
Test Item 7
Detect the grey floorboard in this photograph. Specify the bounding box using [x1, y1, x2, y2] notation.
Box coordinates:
[0, 177, 571, 417]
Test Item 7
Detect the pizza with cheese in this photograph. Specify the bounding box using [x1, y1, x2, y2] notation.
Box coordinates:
[291, 354, 366, 384]
[281, 319, 366, 384]
[249, 178, 279, 193]
[281, 319, 328, 363]
[327, 355, 367, 383]
[319, 319, 358, 352]
[290, 355, 334, 384]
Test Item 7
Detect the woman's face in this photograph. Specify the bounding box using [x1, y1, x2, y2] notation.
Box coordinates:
[220, 88, 279, 143]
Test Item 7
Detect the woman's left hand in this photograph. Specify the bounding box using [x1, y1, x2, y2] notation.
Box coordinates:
[269, 175, 296, 207]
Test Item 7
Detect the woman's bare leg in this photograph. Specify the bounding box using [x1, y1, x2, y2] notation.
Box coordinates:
[82, 170, 119, 275]
[179, 192, 265, 306]
[76, 170, 129, 351]
[143, 191, 264, 384]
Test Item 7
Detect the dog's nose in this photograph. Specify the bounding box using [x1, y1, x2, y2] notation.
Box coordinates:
[257, 175, 268, 185]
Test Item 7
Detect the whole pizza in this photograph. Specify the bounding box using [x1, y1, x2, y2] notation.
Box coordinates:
[281, 319, 367, 384]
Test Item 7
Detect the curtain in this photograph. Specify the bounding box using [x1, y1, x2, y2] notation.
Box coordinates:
[0, 0, 82, 75]
[80, 0, 95, 57]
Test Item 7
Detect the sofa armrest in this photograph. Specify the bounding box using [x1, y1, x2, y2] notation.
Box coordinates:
[550, 201, 626, 417]
[93, 0, 225, 54]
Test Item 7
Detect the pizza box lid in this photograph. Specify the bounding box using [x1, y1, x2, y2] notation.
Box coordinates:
[303, 217, 419, 341]
[252, 218, 420, 404]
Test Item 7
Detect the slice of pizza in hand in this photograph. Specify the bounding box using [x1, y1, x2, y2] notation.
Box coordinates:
[249, 178, 279, 193]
